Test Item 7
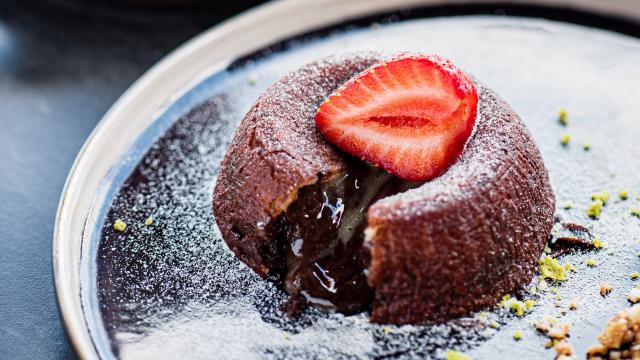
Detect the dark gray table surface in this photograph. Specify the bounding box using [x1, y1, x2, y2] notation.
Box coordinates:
[0, 1, 262, 357]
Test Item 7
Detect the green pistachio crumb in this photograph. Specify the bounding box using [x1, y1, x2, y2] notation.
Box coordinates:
[585, 258, 597, 267]
[587, 200, 603, 219]
[247, 73, 258, 85]
[383, 326, 393, 334]
[632, 208, 640, 218]
[550, 287, 558, 294]
[558, 109, 568, 126]
[637, 251, 640, 258]
[583, 143, 591, 151]
[591, 192, 610, 204]
[555, 294, 562, 301]
[565, 263, 577, 272]
[563, 201, 573, 210]
[620, 191, 629, 200]
[113, 219, 126, 232]
[539, 256, 568, 281]
[592, 238, 604, 249]
[144, 217, 154, 226]
[560, 134, 571, 146]
[524, 299, 536, 310]
[632, 272, 639, 280]
[544, 246, 552, 254]
[490, 321, 501, 329]
[445, 350, 472, 360]
[513, 330, 523, 341]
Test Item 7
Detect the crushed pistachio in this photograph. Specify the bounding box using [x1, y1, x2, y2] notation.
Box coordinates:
[556, 294, 562, 301]
[383, 326, 393, 334]
[585, 258, 597, 267]
[550, 287, 558, 294]
[629, 288, 640, 304]
[490, 321, 501, 329]
[500, 296, 533, 317]
[592, 192, 610, 204]
[144, 217, 154, 226]
[558, 109, 568, 126]
[525, 299, 536, 310]
[113, 219, 126, 232]
[539, 256, 568, 281]
[637, 251, 640, 258]
[633, 272, 639, 280]
[619, 190, 629, 200]
[247, 73, 258, 85]
[544, 246, 552, 254]
[445, 350, 472, 360]
[592, 238, 604, 249]
[563, 201, 573, 210]
[565, 263, 577, 273]
[513, 330, 523, 341]
[560, 134, 571, 146]
[632, 208, 640, 218]
[587, 200, 604, 219]
[583, 143, 591, 151]
[600, 283, 613, 297]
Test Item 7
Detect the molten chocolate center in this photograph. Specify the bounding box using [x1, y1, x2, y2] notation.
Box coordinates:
[281, 157, 418, 314]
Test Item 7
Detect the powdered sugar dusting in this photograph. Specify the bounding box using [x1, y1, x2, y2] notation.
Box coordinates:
[94, 17, 640, 359]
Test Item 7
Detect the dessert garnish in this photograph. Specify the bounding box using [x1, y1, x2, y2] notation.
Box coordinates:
[113, 219, 126, 232]
[315, 53, 477, 182]
[587, 304, 640, 359]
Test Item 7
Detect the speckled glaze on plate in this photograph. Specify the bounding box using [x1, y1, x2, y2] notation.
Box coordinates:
[54, 1, 640, 359]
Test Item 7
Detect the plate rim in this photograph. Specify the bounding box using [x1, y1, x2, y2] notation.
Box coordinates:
[52, 0, 640, 358]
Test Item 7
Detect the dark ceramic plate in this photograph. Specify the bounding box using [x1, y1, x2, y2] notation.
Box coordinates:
[54, 1, 640, 358]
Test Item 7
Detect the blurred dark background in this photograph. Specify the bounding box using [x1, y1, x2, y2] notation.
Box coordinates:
[0, 1, 264, 358]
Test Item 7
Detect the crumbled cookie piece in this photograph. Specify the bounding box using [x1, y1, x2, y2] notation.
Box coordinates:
[587, 304, 640, 359]
[600, 283, 614, 297]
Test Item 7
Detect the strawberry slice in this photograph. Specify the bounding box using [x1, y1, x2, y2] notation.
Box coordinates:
[315, 53, 478, 182]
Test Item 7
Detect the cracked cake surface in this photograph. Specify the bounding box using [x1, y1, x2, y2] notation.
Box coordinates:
[212, 52, 555, 324]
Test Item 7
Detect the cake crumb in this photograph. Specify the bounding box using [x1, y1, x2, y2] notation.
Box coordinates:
[600, 283, 613, 297]
[628, 288, 640, 303]
[569, 301, 578, 310]
[587, 304, 640, 359]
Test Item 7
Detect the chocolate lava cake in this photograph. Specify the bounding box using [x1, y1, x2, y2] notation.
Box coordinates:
[213, 52, 555, 324]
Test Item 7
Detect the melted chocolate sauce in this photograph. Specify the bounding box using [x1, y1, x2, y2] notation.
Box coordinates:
[281, 157, 418, 314]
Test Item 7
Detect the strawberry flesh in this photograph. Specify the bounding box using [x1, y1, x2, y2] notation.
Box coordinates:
[315, 53, 478, 182]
